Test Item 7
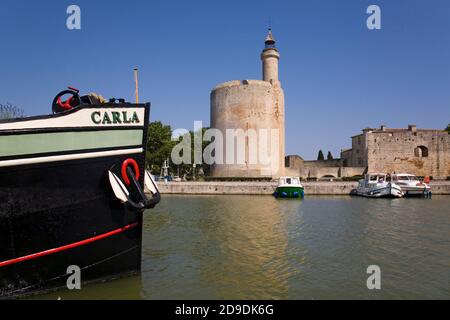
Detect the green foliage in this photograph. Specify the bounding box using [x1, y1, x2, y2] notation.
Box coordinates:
[172, 127, 211, 179]
[327, 151, 333, 161]
[199, 127, 212, 177]
[317, 150, 324, 161]
[446, 124, 450, 134]
[0, 103, 25, 120]
[146, 122, 211, 179]
[146, 121, 176, 174]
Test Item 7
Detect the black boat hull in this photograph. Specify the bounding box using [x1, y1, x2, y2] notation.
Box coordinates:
[0, 104, 153, 298]
[0, 154, 146, 298]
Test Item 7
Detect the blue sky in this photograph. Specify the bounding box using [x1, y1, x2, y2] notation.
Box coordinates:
[1, 0, 449, 160]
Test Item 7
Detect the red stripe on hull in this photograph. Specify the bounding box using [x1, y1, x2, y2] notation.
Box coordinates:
[0, 222, 139, 268]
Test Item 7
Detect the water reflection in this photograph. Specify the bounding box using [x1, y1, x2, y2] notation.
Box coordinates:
[30, 195, 450, 300]
[191, 196, 301, 299]
[28, 275, 144, 300]
[141, 195, 306, 299]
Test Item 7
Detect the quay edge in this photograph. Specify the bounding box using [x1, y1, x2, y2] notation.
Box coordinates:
[150, 181, 450, 196]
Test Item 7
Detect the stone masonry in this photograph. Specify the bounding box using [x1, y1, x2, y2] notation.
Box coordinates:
[341, 125, 450, 179]
[210, 29, 285, 178]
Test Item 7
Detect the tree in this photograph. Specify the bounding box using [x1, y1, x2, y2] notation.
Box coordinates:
[446, 124, 450, 134]
[146, 121, 176, 174]
[317, 150, 324, 161]
[146, 121, 211, 179]
[327, 151, 334, 161]
[0, 103, 25, 119]
[171, 127, 211, 180]
[199, 127, 212, 177]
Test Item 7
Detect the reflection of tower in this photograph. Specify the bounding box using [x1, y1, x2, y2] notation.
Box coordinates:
[193, 196, 300, 299]
[210, 29, 285, 178]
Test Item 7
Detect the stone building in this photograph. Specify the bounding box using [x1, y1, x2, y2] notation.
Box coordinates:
[284, 155, 366, 180]
[341, 125, 450, 179]
[284, 125, 450, 180]
[210, 29, 285, 178]
[208, 31, 449, 180]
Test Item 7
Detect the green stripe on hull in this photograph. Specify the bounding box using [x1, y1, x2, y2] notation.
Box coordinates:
[276, 186, 304, 193]
[0, 130, 143, 157]
[275, 186, 304, 198]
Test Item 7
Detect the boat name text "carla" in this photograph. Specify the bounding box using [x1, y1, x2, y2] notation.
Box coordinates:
[91, 111, 140, 125]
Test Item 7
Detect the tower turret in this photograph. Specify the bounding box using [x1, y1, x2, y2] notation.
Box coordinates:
[261, 28, 280, 84]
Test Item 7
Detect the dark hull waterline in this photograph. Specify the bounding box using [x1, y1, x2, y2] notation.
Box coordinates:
[0, 154, 145, 298]
[0, 103, 155, 298]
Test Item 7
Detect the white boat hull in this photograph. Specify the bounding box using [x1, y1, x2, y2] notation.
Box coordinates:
[395, 183, 431, 197]
[355, 183, 404, 198]
[401, 187, 431, 197]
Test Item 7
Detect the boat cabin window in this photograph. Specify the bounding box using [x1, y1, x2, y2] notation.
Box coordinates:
[369, 175, 386, 182]
[398, 175, 419, 181]
[286, 178, 292, 184]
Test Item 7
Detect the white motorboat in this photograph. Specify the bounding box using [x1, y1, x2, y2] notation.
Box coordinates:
[392, 173, 431, 197]
[353, 173, 404, 198]
[273, 177, 305, 199]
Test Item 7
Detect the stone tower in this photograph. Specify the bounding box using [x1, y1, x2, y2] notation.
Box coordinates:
[210, 29, 285, 178]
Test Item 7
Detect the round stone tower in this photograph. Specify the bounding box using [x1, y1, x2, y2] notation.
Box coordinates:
[210, 29, 285, 178]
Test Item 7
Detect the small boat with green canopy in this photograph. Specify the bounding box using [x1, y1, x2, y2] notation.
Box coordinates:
[273, 177, 304, 199]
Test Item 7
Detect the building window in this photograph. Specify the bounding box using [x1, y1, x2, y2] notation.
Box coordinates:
[415, 146, 429, 158]
[358, 137, 362, 145]
[285, 157, 290, 168]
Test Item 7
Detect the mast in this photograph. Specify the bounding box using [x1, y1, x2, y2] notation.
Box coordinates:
[134, 68, 139, 104]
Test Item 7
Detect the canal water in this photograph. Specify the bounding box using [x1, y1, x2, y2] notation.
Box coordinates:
[34, 195, 449, 300]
